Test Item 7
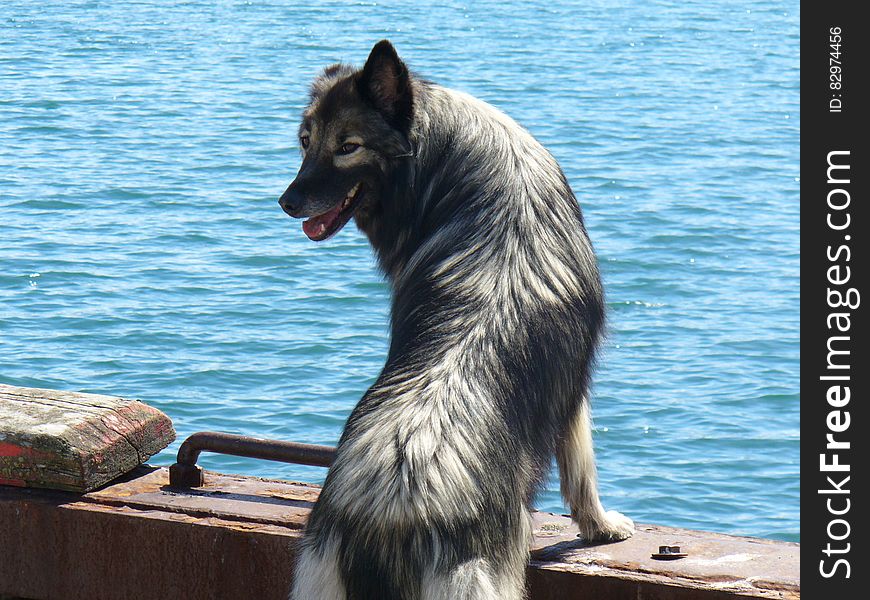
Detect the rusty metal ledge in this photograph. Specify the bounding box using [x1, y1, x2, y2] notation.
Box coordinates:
[0, 466, 799, 600]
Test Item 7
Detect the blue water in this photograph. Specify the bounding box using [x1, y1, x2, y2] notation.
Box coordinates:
[0, 1, 799, 542]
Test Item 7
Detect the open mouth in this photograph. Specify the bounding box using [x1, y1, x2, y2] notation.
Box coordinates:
[301, 183, 364, 242]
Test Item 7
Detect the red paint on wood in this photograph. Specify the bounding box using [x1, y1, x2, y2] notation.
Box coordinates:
[0, 442, 30, 458]
[1, 383, 175, 492]
[0, 477, 26, 487]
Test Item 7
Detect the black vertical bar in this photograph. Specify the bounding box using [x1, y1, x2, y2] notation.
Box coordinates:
[802, 2, 867, 597]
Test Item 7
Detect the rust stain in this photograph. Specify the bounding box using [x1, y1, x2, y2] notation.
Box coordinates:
[2, 467, 799, 600]
[0, 467, 800, 600]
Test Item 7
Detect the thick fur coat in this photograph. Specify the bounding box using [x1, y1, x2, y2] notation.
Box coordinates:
[280, 40, 634, 600]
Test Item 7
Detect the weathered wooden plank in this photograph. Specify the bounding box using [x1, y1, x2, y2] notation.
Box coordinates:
[0, 384, 175, 492]
[3, 466, 799, 600]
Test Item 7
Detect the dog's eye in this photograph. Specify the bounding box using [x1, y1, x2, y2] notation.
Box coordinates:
[300, 135, 310, 149]
[337, 143, 361, 155]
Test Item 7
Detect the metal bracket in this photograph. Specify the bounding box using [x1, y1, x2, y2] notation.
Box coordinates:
[168, 431, 336, 488]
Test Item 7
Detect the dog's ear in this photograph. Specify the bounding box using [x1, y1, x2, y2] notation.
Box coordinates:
[358, 40, 413, 131]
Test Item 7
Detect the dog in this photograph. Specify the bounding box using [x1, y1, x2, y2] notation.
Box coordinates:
[279, 40, 634, 600]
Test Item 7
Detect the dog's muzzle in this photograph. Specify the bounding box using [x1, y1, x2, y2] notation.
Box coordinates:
[278, 186, 304, 218]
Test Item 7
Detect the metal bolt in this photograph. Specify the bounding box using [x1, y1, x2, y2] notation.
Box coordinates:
[651, 545, 688, 560]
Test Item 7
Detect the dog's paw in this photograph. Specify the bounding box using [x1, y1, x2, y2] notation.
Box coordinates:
[579, 510, 635, 542]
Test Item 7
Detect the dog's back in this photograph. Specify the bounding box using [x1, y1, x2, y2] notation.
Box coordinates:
[283, 41, 633, 600]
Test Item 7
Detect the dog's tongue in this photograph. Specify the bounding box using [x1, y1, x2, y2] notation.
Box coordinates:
[302, 203, 343, 240]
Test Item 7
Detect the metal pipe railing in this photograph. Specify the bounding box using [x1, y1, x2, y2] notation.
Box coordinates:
[168, 431, 336, 487]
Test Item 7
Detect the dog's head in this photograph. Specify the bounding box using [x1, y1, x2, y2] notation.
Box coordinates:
[279, 40, 414, 242]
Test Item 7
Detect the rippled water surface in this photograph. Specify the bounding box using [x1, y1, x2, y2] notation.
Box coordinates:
[1, 1, 799, 541]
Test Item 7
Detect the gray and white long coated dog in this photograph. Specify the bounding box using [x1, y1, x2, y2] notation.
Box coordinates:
[279, 40, 634, 600]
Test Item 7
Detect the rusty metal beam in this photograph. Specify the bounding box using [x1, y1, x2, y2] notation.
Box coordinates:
[1, 467, 799, 600]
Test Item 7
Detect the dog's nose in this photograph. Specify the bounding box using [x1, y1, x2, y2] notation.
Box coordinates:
[279, 186, 304, 217]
